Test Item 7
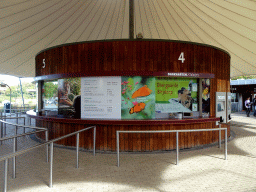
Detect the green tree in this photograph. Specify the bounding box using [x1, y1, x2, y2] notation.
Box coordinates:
[66, 78, 81, 95]
[43, 82, 58, 99]
[231, 75, 256, 80]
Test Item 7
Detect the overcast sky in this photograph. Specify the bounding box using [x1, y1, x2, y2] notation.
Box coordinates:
[0, 75, 34, 86]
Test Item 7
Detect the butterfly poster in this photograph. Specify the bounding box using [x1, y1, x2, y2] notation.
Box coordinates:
[121, 76, 155, 119]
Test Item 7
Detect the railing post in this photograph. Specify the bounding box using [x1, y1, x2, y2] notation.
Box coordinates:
[0, 121, 2, 145]
[29, 117, 31, 126]
[23, 117, 26, 133]
[13, 137, 17, 179]
[15, 125, 18, 135]
[16, 113, 18, 124]
[225, 128, 228, 160]
[45, 130, 49, 162]
[176, 131, 179, 165]
[117, 131, 120, 167]
[4, 159, 8, 192]
[219, 123, 221, 148]
[49, 142, 53, 188]
[4, 117, 6, 136]
[93, 126, 96, 156]
[76, 133, 79, 168]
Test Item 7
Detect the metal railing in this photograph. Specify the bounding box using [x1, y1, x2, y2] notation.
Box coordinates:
[0, 129, 47, 179]
[26, 114, 33, 126]
[1, 125, 96, 192]
[116, 126, 228, 167]
[0, 119, 49, 180]
[0, 116, 26, 137]
[0, 108, 31, 117]
[0, 117, 43, 139]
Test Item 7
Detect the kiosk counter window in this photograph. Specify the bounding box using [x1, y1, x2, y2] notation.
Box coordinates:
[40, 76, 208, 119]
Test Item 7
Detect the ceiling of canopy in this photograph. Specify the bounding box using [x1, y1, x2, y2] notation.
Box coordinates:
[0, 0, 256, 78]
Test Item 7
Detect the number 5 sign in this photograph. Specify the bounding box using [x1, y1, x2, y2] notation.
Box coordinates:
[178, 52, 185, 63]
[42, 59, 46, 68]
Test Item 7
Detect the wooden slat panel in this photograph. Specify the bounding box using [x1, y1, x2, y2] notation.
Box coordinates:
[35, 119, 230, 152]
[141, 126, 146, 152]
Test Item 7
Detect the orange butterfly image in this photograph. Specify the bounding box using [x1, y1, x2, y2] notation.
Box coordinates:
[129, 102, 146, 114]
[131, 85, 152, 99]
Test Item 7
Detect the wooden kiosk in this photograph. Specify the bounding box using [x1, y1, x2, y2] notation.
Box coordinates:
[29, 40, 231, 152]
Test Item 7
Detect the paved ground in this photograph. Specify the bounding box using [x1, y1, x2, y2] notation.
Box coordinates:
[0, 113, 256, 192]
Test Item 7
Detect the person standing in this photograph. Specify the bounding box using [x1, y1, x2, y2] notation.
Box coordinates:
[253, 96, 256, 116]
[245, 97, 251, 117]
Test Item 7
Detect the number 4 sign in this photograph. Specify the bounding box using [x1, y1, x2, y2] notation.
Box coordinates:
[178, 52, 185, 63]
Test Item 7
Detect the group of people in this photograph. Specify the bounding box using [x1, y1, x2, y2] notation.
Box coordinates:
[245, 96, 256, 117]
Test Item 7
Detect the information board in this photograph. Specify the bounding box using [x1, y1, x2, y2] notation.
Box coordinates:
[155, 78, 198, 113]
[81, 77, 121, 119]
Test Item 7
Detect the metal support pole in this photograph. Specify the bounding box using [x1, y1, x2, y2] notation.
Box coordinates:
[129, 0, 134, 39]
[49, 142, 53, 188]
[19, 78, 25, 111]
[16, 113, 18, 124]
[23, 118, 25, 133]
[176, 132, 179, 165]
[225, 129, 228, 160]
[0, 121, 2, 145]
[4, 117, 6, 136]
[219, 123, 221, 148]
[76, 133, 79, 168]
[117, 131, 120, 167]
[13, 137, 16, 179]
[4, 159, 8, 192]
[8, 85, 12, 117]
[15, 125, 18, 135]
[93, 126, 96, 156]
[1, 121, 2, 137]
[45, 130, 49, 162]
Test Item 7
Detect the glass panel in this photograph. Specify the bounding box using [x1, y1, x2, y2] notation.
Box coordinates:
[42, 80, 58, 115]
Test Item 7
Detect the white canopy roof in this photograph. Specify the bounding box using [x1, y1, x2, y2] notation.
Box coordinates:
[0, 0, 255, 78]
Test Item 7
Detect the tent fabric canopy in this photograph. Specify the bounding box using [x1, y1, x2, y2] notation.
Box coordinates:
[0, 0, 255, 78]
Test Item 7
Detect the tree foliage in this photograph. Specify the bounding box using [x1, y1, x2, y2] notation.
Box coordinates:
[231, 75, 256, 80]
[43, 82, 58, 99]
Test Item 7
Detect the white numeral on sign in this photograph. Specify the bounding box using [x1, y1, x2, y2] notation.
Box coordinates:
[178, 52, 185, 63]
[42, 59, 46, 68]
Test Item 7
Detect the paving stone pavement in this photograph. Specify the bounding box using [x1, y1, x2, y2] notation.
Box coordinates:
[0, 113, 256, 192]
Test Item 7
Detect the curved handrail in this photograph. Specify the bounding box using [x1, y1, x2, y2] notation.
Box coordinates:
[1, 109, 31, 117]
[0, 118, 49, 185]
[116, 127, 228, 167]
[1, 125, 96, 191]
[0, 125, 95, 161]
[0, 130, 45, 142]
[0, 119, 47, 130]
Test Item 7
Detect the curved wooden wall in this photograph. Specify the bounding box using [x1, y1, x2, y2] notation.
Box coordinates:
[35, 39, 231, 152]
[36, 40, 231, 117]
[33, 116, 229, 152]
